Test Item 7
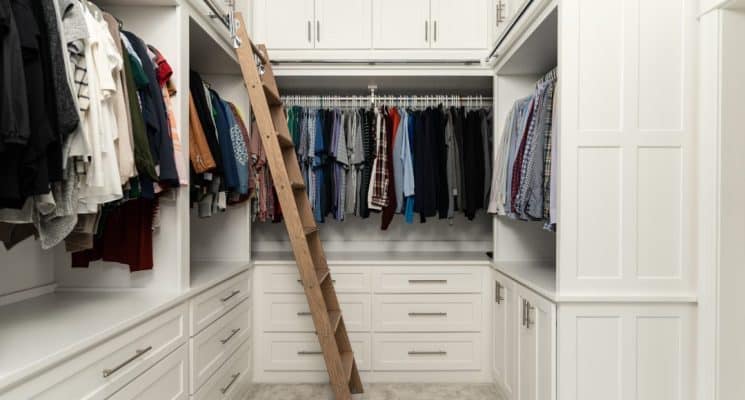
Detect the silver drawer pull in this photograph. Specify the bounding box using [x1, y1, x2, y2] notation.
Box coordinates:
[408, 312, 447, 317]
[220, 328, 241, 344]
[102, 346, 153, 378]
[297, 311, 312, 316]
[297, 350, 323, 355]
[220, 372, 241, 394]
[408, 279, 448, 284]
[408, 350, 447, 356]
[220, 290, 241, 302]
[297, 279, 336, 284]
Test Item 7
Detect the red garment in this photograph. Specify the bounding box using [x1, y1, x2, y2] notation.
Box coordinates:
[148, 45, 173, 87]
[381, 108, 400, 230]
[510, 102, 535, 213]
[71, 198, 156, 272]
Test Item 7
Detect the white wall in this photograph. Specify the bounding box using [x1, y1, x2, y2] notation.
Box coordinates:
[0, 240, 55, 298]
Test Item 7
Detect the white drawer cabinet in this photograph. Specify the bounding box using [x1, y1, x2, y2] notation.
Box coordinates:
[193, 339, 252, 400]
[261, 332, 371, 371]
[373, 294, 482, 332]
[108, 346, 188, 400]
[190, 272, 250, 337]
[373, 267, 482, 293]
[3, 305, 188, 400]
[372, 333, 482, 371]
[263, 293, 371, 332]
[262, 266, 371, 294]
[190, 299, 250, 393]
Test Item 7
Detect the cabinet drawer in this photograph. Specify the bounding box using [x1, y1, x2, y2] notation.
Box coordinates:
[193, 339, 251, 400]
[261, 332, 370, 371]
[8, 305, 188, 400]
[263, 293, 370, 332]
[190, 299, 250, 393]
[190, 272, 250, 336]
[262, 266, 371, 293]
[373, 268, 482, 293]
[373, 333, 482, 371]
[373, 294, 482, 332]
[108, 345, 188, 400]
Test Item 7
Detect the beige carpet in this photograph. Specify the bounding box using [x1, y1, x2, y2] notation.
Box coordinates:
[243, 383, 506, 400]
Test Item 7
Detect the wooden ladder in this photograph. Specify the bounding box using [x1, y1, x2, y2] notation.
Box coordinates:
[233, 13, 363, 400]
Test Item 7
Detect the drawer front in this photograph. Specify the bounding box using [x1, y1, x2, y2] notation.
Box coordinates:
[373, 333, 482, 371]
[193, 339, 251, 400]
[108, 345, 188, 400]
[373, 268, 482, 293]
[190, 299, 250, 393]
[262, 332, 371, 371]
[10, 305, 188, 400]
[263, 293, 370, 332]
[373, 294, 482, 332]
[190, 272, 250, 336]
[262, 266, 371, 293]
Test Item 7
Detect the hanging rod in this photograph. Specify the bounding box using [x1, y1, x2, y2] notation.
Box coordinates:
[485, 0, 535, 63]
[205, 0, 229, 29]
[271, 60, 483, 66]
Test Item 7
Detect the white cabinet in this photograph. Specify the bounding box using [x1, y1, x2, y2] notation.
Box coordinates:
[373, 0, 490, 50]
[431, 0, 489, 49]
[373, 0, 431, 49]
[515, 285, 555, 400]
[262, 0, 314, 49]
[261, 0, 372, 50]
[315, 0, 372, 49]
[493, 272, 516, 397]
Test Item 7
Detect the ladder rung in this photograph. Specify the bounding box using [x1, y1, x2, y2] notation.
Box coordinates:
[277, 133, 294, 149]
[317, 269, 330, 284]
[250, 40, 269, 65]
[329, 310, 342, 332]
[304, 225, 319, 236]
[341, 351, 354, 381]
[263, 82, 282, 105]
[291, 181, 306, 191]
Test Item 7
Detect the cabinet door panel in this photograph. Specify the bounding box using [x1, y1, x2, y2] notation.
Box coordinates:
[516, 285, 556, 400]
[431, 0, 489, 49]
[493, 273, 516, 397]
[263, 0, 314, 49]
[373, 0, 431, 49]
[315, 0, 372, 49]
[516, 288, 537, 400]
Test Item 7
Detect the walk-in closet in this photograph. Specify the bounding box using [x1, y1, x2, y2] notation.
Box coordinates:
[0, 0, 737, 399]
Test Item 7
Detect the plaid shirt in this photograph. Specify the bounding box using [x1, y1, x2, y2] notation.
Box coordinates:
[370, 108, 389, 209]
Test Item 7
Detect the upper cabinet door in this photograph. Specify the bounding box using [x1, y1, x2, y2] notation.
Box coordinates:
[263, 0, 315, 50]
[373, 0, 431, 49]
[315, 0, 372, 49]
[431, 0, 489, 49]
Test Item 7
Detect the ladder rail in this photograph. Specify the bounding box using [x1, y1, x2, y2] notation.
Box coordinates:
[233, 13, 362, 399]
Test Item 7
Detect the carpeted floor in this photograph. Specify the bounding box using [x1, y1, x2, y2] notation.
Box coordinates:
[243, 383, 506, 400]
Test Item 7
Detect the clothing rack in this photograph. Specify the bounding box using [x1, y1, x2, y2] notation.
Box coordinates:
[281, 94, 493, 108]
[537, 67, 557, 86]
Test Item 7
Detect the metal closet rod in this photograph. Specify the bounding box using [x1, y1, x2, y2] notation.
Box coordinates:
[271, 60, 483, 65]
[281, 95, 493, 100]
[205, 0, 230, 29]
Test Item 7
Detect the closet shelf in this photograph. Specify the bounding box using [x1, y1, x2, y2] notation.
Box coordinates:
[0, 290, 183, 389]
[0, 262, 252, 389]
[493, 262, 557, 301]
[190, 261, 252, 291]
[252, 251, 492, 266]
